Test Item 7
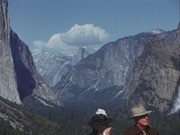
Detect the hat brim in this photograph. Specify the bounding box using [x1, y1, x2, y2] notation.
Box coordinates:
[88, 118, 113, 126]
[130, 110, 152, 119]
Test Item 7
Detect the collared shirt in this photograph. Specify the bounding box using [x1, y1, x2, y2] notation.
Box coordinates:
[123, 125, 159, 135]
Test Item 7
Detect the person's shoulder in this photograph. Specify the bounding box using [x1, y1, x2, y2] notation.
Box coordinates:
[148, 126, 159, 135]
[123, 125, 139, 135]
[125, 125, 136, 130]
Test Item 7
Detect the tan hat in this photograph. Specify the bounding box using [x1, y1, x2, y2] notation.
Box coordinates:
[130, 104, 152, 119]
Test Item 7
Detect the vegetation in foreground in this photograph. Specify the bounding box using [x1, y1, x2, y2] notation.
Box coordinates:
[0, 97, 179, 135]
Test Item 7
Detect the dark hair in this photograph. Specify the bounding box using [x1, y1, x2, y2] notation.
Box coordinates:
[88, 114, 113, 126]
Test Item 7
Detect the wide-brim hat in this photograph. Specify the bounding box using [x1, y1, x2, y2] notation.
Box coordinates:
[88, 114, 113, 126]
[130, 104, 152, 119]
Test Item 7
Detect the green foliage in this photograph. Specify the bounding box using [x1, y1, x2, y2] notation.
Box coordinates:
[149, 112, 180, 135]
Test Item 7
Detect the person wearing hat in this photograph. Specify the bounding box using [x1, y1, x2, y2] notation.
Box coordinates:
[123, 104, 159, 135]
[88, 108, 113, 135]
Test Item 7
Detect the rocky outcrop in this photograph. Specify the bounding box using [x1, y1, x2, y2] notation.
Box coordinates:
[70, 47, 92, 66]
[32, 50, 72, 87]
[0, 0, 21, 104]
[124, 26, 180, 112]
[0, 97, 30, 132]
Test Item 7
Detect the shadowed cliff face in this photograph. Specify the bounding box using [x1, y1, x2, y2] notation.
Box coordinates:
[10, 30, 59, 103]
[10, 30, 36, 100]
[125, 26, 180, 112]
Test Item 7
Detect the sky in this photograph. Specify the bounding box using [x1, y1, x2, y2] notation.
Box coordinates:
[8, 0, 179, 56]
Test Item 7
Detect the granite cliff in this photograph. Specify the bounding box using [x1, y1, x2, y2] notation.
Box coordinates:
[0, 0, 59, 105]
[123, 25, 180, 112]
[0, 0, 21, 104]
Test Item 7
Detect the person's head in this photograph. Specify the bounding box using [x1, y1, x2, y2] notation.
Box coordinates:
[130, 104, 152, 129]
[88, 108, 113, 134]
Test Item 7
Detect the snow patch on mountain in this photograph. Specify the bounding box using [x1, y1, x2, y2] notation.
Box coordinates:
[148, 28, 165, 34]
[32, 47, 94, 87]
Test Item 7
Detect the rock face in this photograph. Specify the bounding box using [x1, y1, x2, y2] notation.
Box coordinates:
[0, 0, 59, 105]
[0, 0, 21, 104]
[124, 26, 180, 112]
[70, 47, 92, 66]
[32, 50, 72, 87]
[10, 31, 57, 102]
[54, 32, 154, 103]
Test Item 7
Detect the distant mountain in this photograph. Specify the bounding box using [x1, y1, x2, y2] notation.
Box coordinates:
[53, 25, 180, 113]
[32, 47, 94, 87]
[53, 32, 155, 104]
[32, 49, 72, 87]
[70, 46, 94, 66]
[0, 0, 60, 105]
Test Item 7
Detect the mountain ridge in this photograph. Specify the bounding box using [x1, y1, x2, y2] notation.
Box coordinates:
[53, 32, 155, 104]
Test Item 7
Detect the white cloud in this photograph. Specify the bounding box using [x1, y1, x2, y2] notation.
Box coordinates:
[33, 34, 78, 56]
[61, 24, 109, 46]
[33, 40, 46, 48]
[33, 24, 109, 56]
